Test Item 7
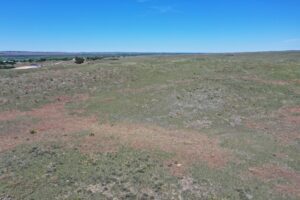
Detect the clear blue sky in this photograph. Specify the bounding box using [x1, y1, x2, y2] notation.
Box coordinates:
[1, 0, 300, 52]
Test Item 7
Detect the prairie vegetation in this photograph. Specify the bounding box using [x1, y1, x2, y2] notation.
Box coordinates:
[0, 52, 299, 199]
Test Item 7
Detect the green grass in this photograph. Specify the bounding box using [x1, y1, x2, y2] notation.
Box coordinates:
[0, 52, 299, 199]
[0, 143, 217, 200]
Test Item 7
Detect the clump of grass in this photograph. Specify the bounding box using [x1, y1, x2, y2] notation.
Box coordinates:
[89, 132, 95, 137]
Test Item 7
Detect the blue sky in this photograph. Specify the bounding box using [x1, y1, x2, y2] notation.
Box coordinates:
[1, 0, 300, 52]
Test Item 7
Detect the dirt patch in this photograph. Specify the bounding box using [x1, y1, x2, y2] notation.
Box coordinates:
[290, 79, 300, 84]
[0, 95, 86, 122]
[245, 119, 299, 144]
[277, 107, 300, 143]
[245, 106, 300, 144]
[249, 164, 300, 197]
[279, 107, 300, 125]
[0, 110, 25, 121]
[276, 131, 300, 145]
[99, 97, 116, 103]
[82, 123, 230, 173]
[242, 77, 300, 86]
[0, 94, 229, 173]
[275, 184, 300, 198]
[242, 77, 289, 86]
[0, 94, 95, 152]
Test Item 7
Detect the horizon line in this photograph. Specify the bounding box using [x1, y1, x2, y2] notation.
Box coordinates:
[1, 50, 300, 54]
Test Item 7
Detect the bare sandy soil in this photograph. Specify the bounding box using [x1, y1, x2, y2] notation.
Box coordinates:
[14, 65, 41, 70]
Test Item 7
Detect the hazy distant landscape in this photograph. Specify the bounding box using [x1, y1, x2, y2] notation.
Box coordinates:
[0, 51, 191, 59]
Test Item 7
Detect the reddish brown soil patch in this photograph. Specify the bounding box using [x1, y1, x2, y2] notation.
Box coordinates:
[277, 131, 300, 144]
[0, 94, 229, 173]
[279, 107, 300, 125]
[276, 107, 300, 144]
[99, 97, 116, 103]
[242, 77, 289, 86]
[245, 120, 269, 131]
[294, 79, 300, 84]
[245, 106, 300, 144]
[242, 77, 300, 86]
[0, 110, 24, 121]
[81, 123, 230, 172]
[249, 164, 300, 197]
[0, 94, 96, 152]
[275, 184, 300, 198]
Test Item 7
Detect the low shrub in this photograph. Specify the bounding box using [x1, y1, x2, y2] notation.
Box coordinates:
[75, 57, 85, 64]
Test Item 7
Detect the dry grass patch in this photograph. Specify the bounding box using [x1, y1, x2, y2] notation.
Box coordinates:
[245, 106, 300, 144]
[0, 94, 230, 176]
[83, 123, 230, 175]
[249, 164, 300, 197]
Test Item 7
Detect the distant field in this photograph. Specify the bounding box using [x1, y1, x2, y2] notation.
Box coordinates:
[0, 52, 299, 199]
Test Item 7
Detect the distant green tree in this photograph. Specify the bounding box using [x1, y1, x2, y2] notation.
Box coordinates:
[38, 58, 47, 62]
[87, 56, 104, 61]
[61, 57, 73, 61]
[75, 57, 85, 64]
[0, 59, 15, 69]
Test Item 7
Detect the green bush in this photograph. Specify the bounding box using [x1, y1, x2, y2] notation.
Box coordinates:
[38, 58, 47, 62]
[75, 57, 85, 64]
[0, 59, 15, 69]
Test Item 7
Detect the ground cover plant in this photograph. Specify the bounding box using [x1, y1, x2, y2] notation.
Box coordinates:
[0, 52, 299, 199]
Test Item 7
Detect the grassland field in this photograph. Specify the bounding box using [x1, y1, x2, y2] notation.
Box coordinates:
[0, 52, 299, 200]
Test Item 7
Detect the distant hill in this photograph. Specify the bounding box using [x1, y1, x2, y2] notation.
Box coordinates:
[0, 51, 78, 56]
[1, 50, 299, 58]
[0, 51, 193, 58]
